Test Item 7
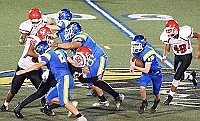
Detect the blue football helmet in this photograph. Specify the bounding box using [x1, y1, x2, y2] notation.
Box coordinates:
[35, 41, 51, 55]
[65, 22, 82, 40]
[58, 8, 72, 21]
[131, 35, 147, 53]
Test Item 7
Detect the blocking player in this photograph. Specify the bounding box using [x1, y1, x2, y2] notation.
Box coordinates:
[0, 27, 54, 112]
[16, 41, 88, 121]
[160, 20, 199, 105]
[130, 35, 162, 114]
[49, 21, 125, 110]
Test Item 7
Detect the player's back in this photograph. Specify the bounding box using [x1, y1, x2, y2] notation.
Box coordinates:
[46, 49, 71, 80]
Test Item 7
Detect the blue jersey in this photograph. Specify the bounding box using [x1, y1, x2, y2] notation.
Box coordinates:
[39, 49, 71, 81]
[133, 45, 161, 73]
[56, 20, 70, 43]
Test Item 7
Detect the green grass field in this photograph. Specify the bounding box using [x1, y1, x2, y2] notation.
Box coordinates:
[0, 0, 200, 121]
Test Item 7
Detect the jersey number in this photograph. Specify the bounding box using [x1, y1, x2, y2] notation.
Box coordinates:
[55, 51, 67, 63]
[174, 44, 187, 53]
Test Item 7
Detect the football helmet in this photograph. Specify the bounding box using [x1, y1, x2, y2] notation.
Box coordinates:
[65, 22, 82, 40]
[37, 27, 53, 41]
[165, 20, 179, 37]
[73, 46, 94, 67]
[131, 35, 147, 53]
[29, 8, 42, 28]
[35, 41, 51, 55]
[58, 8, 72, 21]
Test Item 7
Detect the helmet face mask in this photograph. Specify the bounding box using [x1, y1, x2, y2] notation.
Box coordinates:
[131, 35, 147, 54]
[165, 20, 179, 37]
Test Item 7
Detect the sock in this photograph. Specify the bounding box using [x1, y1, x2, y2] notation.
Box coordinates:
[76, 113, 82, 118]
[98, 95, 107, 102]
[48, 103, 61, 110]
[4, 100, 9, 107]
[169, 90, 175, 97]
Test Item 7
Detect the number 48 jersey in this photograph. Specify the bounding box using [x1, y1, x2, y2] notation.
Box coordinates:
[160, 25, 193, 55]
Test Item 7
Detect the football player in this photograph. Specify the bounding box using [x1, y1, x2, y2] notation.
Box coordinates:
[130, 35, 162, 114]
[16, 41, 88, 121]
[19, 8, 54, 44]
[0, 27, 54, 113]
[49, 21, 125, 110]
[160, 20, 199, 105]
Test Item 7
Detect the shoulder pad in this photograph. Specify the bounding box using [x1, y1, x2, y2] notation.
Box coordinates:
[160, 31, 169, 44]
[19, 20, 32, 33]
[179, 26, 193, 39]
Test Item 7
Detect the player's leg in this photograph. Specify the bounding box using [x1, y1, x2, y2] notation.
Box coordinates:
[138, 74, 151, 114]
[14, 73, 57, 118]
[164, 54, 192, 105]
[150, 73, 162, 113]
[1, 66, 27, 112]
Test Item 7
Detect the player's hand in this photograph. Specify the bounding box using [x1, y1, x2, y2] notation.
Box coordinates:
[130, 58, 136, 68]
[16, 70, 25, 75]
[161, 58, 166, 64]
[82, 66, 89, 74]
[197, 51, 200, 59]
[129, 66, 134, 73]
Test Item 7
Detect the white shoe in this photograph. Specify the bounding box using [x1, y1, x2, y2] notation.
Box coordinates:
[92, 101, 109, 107]
[67, 101, 78, 117]
[77, 116, 87, 121]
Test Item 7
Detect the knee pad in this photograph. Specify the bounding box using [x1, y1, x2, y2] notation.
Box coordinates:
[172, 79, 180, 87]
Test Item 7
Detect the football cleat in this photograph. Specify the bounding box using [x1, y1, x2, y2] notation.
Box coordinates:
[115, 94, 125, 110]
[189, 71, 198, 86]
[163, 95, 173, 105]
[68, 101, 78, 117]
[77, 116, 87, 121]
[0, 104, 8, 112]
[40, 104, 55, 116]
[138, 100, 148, 114]
[92, 101, 109, 107]
[150, 99, 160, 114]
[14, 104, 24, 118]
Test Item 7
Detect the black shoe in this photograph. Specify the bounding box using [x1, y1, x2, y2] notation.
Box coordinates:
[40, 96, 46, 107]
[189, 71, 198, 86]
[164, 95, 173, 105]
[14, 104, 24, 118]
[0, 104, 8, 112]
[138, 100, 148, 114]
[40, 104, 55, 116]
[150, 99, 160, 114]
[115, 94, 125, 110]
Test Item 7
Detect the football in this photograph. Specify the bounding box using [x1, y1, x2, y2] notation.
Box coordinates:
[131, 57, 144, 68]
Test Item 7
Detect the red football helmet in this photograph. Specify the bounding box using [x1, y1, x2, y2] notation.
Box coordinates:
[37, 27, 53, 41]
[29, 8, 42, 23]
[165, 20, 179, 37]
[73, 46, 94, 67]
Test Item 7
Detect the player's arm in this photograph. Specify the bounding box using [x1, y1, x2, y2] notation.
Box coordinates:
[52, 41, 82, 50]
[19, 33, 28, 44]
[16, 61, 46, 75]
[192, 32, 200, 59]
[161, 44, 170, 64]
[46, 24, 61, 31]
[130, 59, 151, 74]
[27, 44, 39, 58]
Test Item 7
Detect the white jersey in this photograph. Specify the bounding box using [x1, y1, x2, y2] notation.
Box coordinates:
[19, 15, 48, 35]
[18, 35, 41, 69]
[160, 26, 194, 55]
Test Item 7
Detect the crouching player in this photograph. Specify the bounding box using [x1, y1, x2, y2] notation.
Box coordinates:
[16, 41, 88, 121]
[130, 35, 162, 114]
